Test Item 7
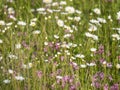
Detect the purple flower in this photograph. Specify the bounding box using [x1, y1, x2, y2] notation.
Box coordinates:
[36, 71, 42, 78]
[93, 82, 101, 88]
[22, 41, 29, 49]
[98, 45, 104, 54]
[99, 72, 104, 80]
[69, 85, 76, 90]
[110, 84, 119, 90]
[44, 47, 48, 52]
[107, 62, 112, 68]
[48, 42, 54, 47]
[103, 84, 108, 90]
[99, 58, 105, 64]
[62, 75, 70, 83]
[55, 43, 60, 50]
[60, 56, 64, 61]
[57, 69, 62, 75]
[108, 75, 113, 81]
[70, 62, 79, 70]
[75, 81, 80, 87]
[118, 56, 120, 60]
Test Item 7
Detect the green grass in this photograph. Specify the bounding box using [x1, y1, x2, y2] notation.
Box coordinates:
[0, 0, 120, 90]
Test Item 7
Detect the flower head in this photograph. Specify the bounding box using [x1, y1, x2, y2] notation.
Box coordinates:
[43, 0, 52, 4]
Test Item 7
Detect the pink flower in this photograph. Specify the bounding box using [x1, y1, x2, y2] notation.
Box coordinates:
[36, 71, 42, 78]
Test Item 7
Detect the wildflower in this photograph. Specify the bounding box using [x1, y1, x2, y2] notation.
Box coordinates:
[57, 19, 64, 27]
[85, 32, 93, 37]
[53, 9, 60, 12]
[30, 22, 36, 26]
[112, 34, 120, 40]
[22, 64, 27, 69]
[93, 8, 101, 15]
[72, 44, 77, 47]
[8, 7, 15, 14]
[36, 8, 45, 12]
[0, 39, 3, 44]
[92, 35, 98, 40]
[44, 59, 48, 62]
[107, 62, 112, 68]
[85, 32, 98, 40]
[99, 72, 104, 80]
[96, 45, 104, 55]
[103, 61, 107, 65]
[45, 17, 48, 20]
[33, 30, 40, 34]
[75, 10, 82, 14]
[60, 56, 64, 61]
[8, 69, 13, 74]
[0, 56, 2, 61]
[64, 34, 71, 38]
[74, 16, 81, 22]
[87, 63, 96, 66]
[93, 82, 101, 88]
[9, 15, 17, 21]
[43, 0, 52, 4]
[30, 18, 37, 22]
[88, 24, 97, 32]
[15, 75, 24, 81]
[56, 76, 63, 79]
[68, 16, 73, 20]
[108, 15, 113, 21]
[117, 11, 120, 20]
[69, 85, 76, 90]
[6, 22, 13, 26]
[71, 56, 76, 60]
[3, 79, 10, 84]
[70, 62, 79, 70]
[112, 28, 120, 31]
[65, 6, 75, 14]
[8, 54, 18, 59]
[64, 25, 71, 30]
[15, 43, 21, 49]
[62, 75, 70, 83]
[27, 62, 32, 68]
[47, 9, 53, 13]
[52, 2, 59, 6]
[54, 35, 59, 39]
[97, 17, 106, 23]
[72, 25, 77, 31]
[75, 54, 85, 58]
[60, 1, 67, 5]
[116, 64, 120, 69]
[90, 48, 97, 52]
[108, 75, 113, 81]
[80, 64, 87, 68]
[54, 43, 60, 50]
[110, 84, 119, 90]
[90, 19, 100, 25]
[0, 20, 5, 25]
[36, 71, 42, 78]
[44, 42, 48, 45]
[17, 21, 26, 26]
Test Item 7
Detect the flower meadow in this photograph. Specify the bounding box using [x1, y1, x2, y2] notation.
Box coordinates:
[0, 0, 120, 90]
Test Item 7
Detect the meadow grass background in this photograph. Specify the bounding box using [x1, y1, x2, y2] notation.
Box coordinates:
[0, 0, 120, 90]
